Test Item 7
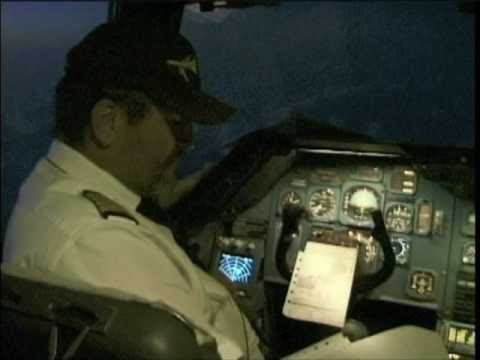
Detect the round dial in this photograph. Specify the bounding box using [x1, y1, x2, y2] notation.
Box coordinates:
[309, 189, 336, 218]
[280, 191, 302, 208]
[391, 241, 403, 255]
[385, 204, 414, 233]
[390, 237, 411, 265]
[342, 186, 380, 222]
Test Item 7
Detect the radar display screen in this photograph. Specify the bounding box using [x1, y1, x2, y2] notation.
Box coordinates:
[218, 253, 255, 284]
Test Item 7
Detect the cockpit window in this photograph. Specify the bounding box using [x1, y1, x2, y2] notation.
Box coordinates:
[180, 1, 474, 168]
[1, 1, 474, 235]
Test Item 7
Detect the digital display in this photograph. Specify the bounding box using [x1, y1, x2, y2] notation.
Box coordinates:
[218, 253, 255, 284]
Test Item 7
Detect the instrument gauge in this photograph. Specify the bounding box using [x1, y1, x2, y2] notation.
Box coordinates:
[308, 189, 337, 219]
[342, 186, 380, 223]
[385, 204, 414, 233]
[391, 236, 411, 265]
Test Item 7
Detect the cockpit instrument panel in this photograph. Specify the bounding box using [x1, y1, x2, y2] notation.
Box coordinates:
[262, 161, 467, 310]
[193, 145, 474, 359]
[197, 151, 473, 359]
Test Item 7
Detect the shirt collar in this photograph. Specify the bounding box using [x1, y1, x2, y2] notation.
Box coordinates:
[47, 140, 141, 212]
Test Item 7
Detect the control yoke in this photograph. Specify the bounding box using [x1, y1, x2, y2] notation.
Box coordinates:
[276, 204, 309, 280]
[353, 210, 395, 293]
[276, 207, 396, 293]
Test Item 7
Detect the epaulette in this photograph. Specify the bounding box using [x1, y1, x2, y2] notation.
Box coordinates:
[82, 190, 139, 225]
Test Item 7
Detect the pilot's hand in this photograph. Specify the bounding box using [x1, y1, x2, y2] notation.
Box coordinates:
[153, 161, 213, 209]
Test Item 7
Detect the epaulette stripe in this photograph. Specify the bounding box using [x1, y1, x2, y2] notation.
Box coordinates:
[82, 190, 139, 225]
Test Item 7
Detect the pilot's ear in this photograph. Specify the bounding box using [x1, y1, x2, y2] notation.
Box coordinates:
[90, 99, 122, 147]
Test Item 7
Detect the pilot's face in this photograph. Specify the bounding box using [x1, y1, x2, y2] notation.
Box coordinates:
[121, 104, 192, 196]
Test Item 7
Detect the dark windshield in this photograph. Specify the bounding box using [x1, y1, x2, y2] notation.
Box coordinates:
[181, 1, 474, 162]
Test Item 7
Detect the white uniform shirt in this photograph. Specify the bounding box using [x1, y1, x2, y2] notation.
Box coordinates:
[2, 140, 263, 360]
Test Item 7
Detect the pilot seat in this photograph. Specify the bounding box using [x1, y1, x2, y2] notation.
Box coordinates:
[1, 264, 219, 360]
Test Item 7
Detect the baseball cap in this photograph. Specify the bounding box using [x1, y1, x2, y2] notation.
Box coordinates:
[62, 20, 236, 124]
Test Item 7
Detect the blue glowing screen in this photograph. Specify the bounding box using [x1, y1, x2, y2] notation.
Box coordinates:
[218, 253, 255, 284]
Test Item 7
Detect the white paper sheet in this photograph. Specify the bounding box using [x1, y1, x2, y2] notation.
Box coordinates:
[282, 241, 358, 328]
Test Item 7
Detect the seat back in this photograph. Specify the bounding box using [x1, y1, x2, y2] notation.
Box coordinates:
[1, 269, 214, 359]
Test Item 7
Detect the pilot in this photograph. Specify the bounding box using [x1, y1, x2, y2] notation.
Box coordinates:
[2, 20, 263, 359]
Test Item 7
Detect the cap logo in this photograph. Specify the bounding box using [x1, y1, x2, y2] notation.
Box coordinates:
[166, 55, 198, 83]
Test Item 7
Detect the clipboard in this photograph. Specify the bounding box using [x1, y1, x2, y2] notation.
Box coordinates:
[282, 241, 358, 328]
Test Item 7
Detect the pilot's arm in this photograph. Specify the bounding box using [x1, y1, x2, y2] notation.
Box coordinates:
[54, 218, 263, 359]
